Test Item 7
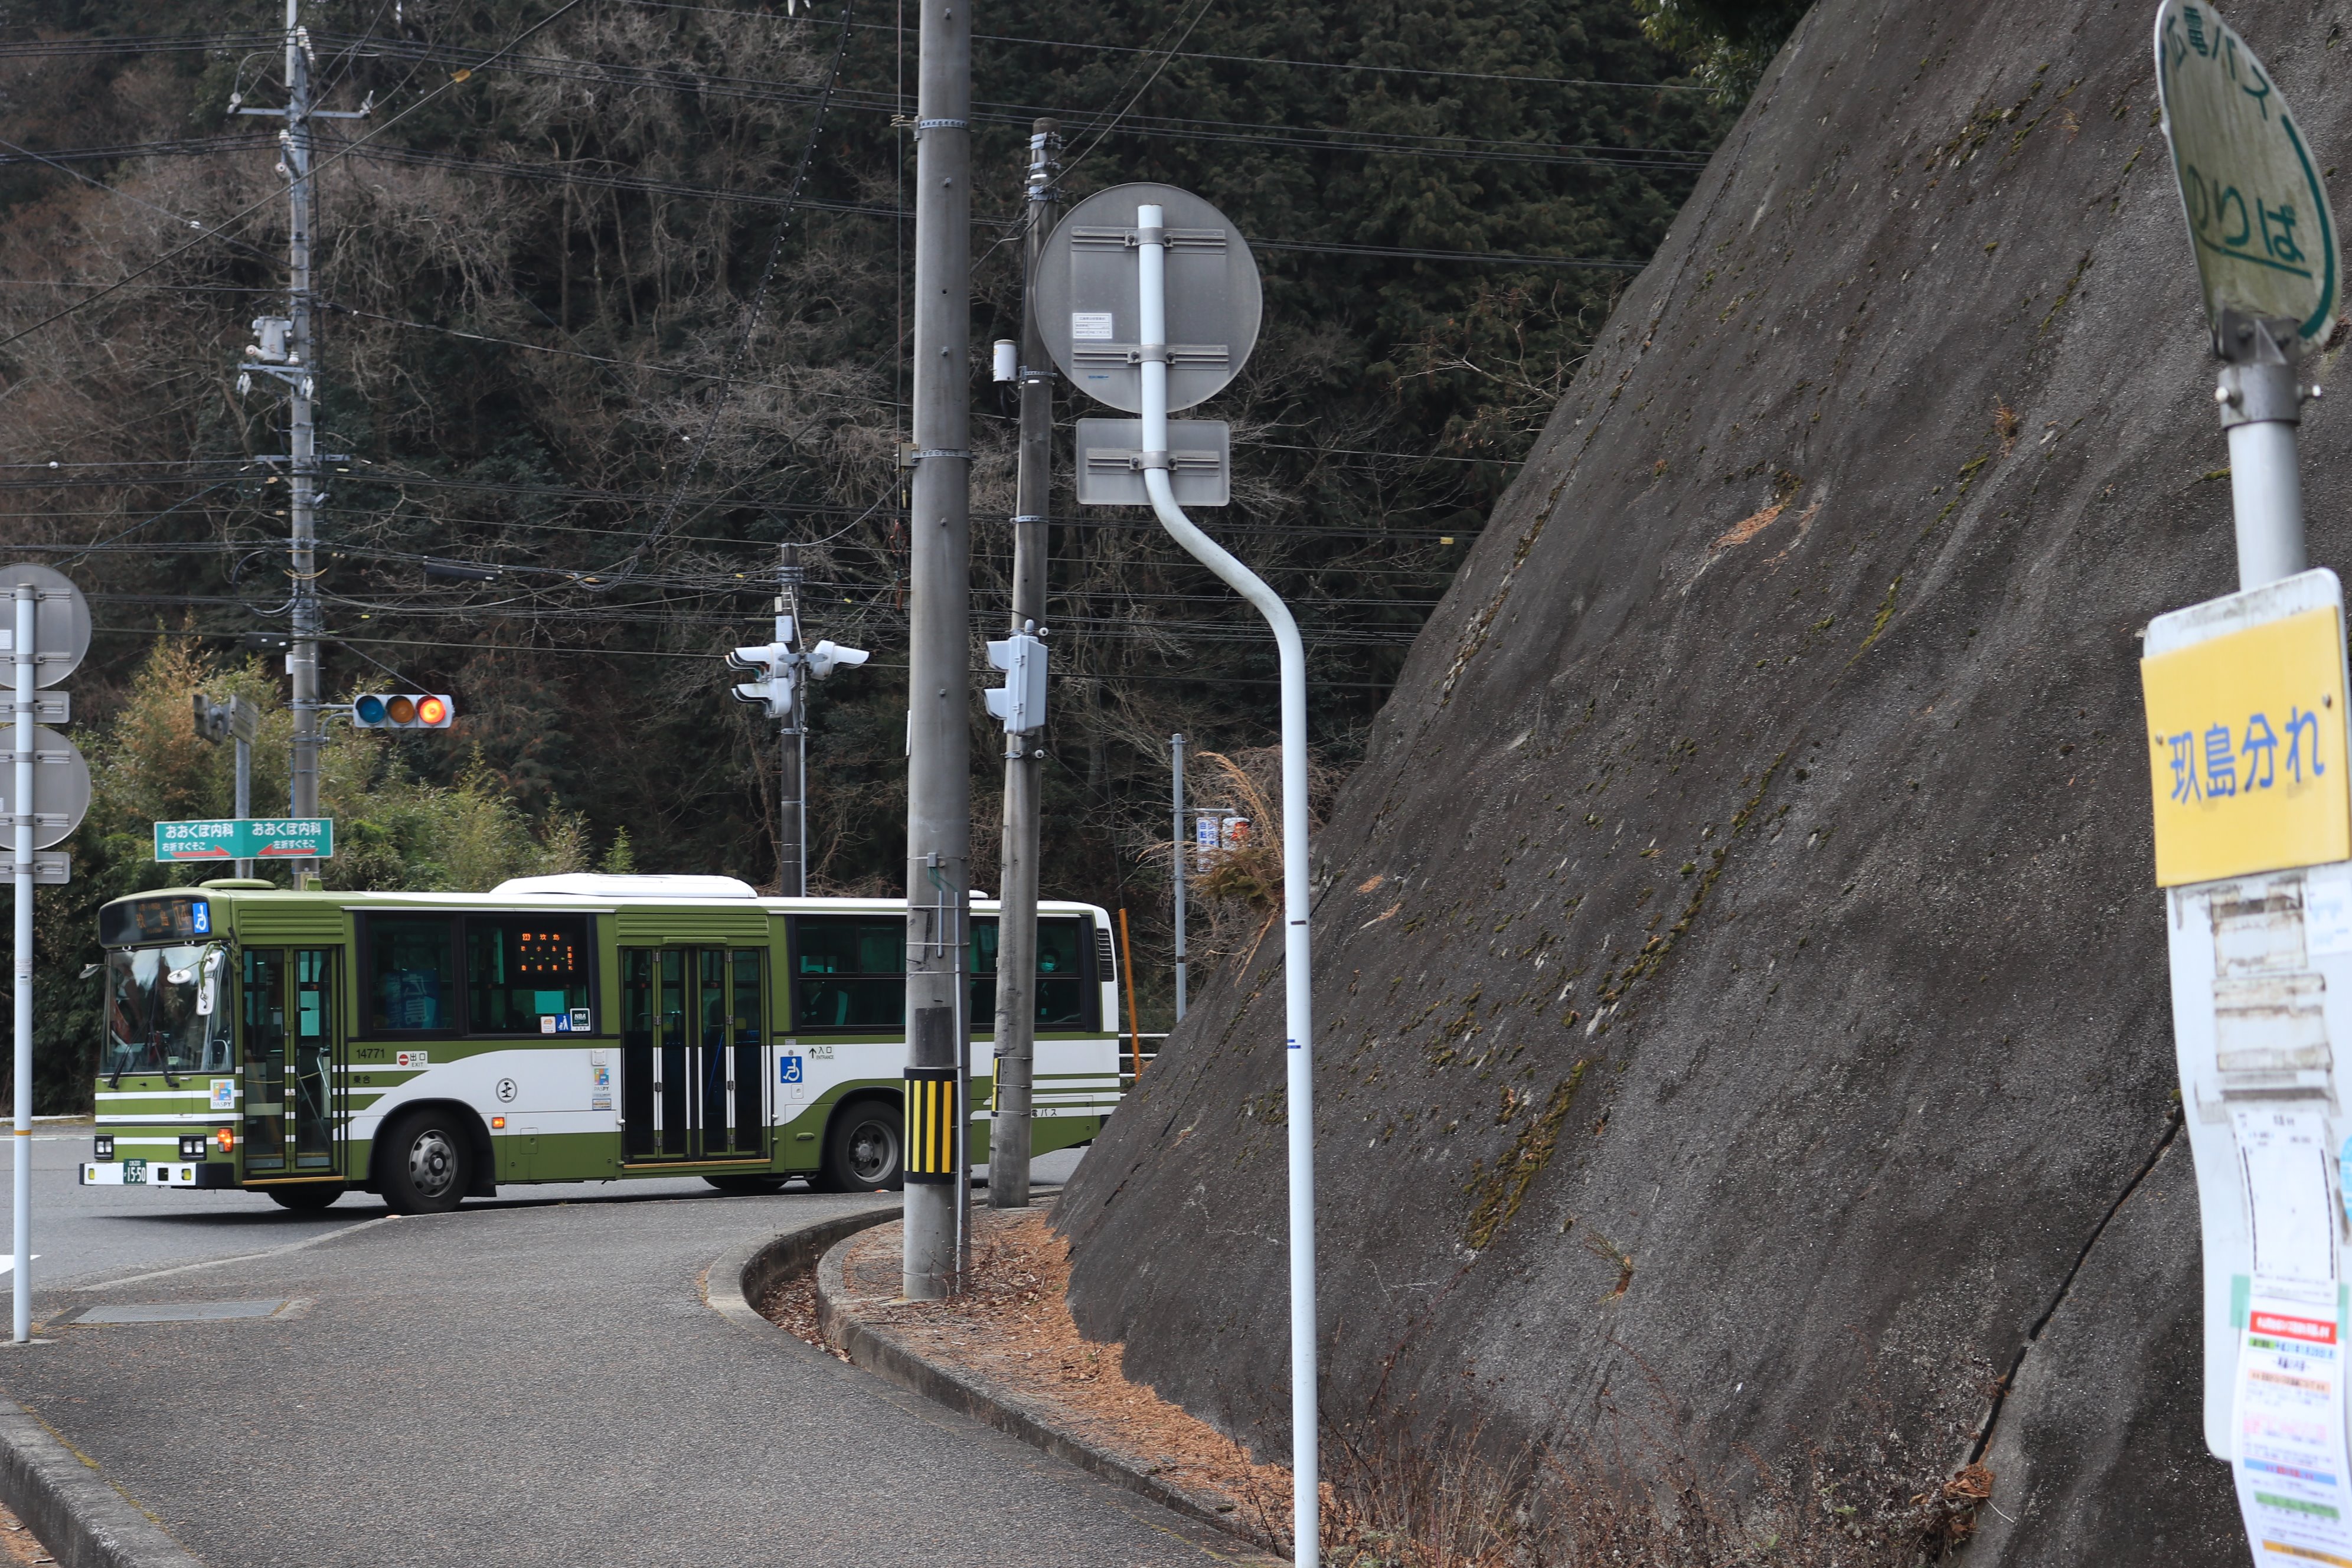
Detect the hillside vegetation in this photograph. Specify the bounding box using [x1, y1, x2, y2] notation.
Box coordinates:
[2, 0, 1726, 1100]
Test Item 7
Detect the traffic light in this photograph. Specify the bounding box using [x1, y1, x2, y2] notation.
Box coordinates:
[984, 632, 1047, 733]
[727, 644, 793, 720]
[806, 639, 869, 679]
[352, 693, 454, 729]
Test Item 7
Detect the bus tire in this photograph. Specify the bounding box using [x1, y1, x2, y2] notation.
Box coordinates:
[267, 1185, 344, 1211]
[819, 1098, 904, 1193]
[380, 1108, 472, 1216]
[703, 1174, 789, 1195]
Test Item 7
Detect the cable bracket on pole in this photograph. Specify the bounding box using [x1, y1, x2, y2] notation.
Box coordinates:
[913, 117, 969, 137]
[900, 446, 972, 466]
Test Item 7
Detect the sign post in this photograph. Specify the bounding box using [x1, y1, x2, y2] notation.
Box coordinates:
[2147, 7, 2351, 1564]
[3, 563, 88, 1347]
[1041, 182, 1321, 1565]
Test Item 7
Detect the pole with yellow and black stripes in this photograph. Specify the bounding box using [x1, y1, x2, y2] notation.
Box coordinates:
[903, 1066, 959, 1186]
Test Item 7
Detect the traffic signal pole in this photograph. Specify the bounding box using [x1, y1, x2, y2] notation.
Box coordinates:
[902, 0, 973, 1300]
[778, 545, 807, 897]
[988, 119, 1059, 1211]
[1136, 203, 1320, 1564]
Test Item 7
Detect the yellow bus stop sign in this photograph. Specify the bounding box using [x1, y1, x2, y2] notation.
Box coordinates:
[2144, 577, 2352, 886]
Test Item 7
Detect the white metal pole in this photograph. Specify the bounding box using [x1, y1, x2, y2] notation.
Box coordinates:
[1136, 204, 1317, 1565]
[2217, 313, 2311, 591]
[1171, 732, 1187, 1022]
[12, 584, 33, 1344]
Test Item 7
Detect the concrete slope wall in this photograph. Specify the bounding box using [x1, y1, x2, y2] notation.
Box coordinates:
[1055, 1, 2352, 1557]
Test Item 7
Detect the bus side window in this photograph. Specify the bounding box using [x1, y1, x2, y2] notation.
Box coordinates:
[464, 914, 592, 1034]
[792, 917, 903, 1031]
[366, 916, 455, 1033]
[1037, 918, 1089, 1028]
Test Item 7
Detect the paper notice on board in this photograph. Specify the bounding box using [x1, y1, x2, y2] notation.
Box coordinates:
[2311, 863, 2352, 958]
[2235, 1289, 2352, 1567]
[2233, 1104, 2352, 1566]
[2239, 1108, 2340, 1287]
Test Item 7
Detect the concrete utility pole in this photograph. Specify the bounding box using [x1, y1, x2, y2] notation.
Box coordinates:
[988, 119, 1060, 1211]
[1171, 731, 1187, 1021]
[235, 0, 353, 889]
[778, 546, 806, 897]
[901, 0, 974, 1299]
[283, 0, 321, 887]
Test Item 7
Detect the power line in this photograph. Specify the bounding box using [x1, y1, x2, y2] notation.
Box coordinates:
[0, 0, 596, 354]
[618, 3, 1706, 93]
[0, 133, 1662, 269]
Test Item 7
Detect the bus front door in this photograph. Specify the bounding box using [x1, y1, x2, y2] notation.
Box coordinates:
[242, 947, 347, 1187]
[622, 948, 765, 1164]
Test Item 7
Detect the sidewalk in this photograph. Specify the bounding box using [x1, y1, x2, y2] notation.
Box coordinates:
[0, 1190, 1274, 1566]
[809, 1209, 1295, 1555]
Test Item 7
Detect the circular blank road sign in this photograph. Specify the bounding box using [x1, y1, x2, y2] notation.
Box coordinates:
[1033, 182, 1263, 414]
[0, 561, 92, 688]
[18, 726, 90, 849]
[2155, 0, 2341, 346]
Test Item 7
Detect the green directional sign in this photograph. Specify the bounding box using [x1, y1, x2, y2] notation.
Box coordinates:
[2156, 0, 2342, 343]
[153, 818, 333, 863]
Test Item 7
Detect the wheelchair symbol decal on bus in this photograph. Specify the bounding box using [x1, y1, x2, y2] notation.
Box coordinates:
[779, 1054, 804, 1084]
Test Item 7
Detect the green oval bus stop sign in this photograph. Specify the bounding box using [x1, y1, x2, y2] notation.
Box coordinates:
[2157, 0, 2342, 347]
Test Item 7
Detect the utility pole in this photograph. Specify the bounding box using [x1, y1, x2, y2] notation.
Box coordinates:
[901, 0, 973, 1299]
[234, 1, 363, 891]
[778, 545, 806, 897]
[988, 119, 1059, 1211]
[282, 0, 321, 888]
[1171, 731, 1187, 1021]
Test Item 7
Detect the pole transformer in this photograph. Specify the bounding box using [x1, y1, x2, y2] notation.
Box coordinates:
[988, 119, 1059, 1211]
[901, 0, 974, 1299]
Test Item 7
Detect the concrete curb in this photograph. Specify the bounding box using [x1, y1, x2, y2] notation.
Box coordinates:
[703, 1200, 902, 1334]
[0, 1393, 204, 1568]
[812, 1222, 1269, 1554]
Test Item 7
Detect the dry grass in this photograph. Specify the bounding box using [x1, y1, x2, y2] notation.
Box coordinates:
[768, 1212, 1993, 1567]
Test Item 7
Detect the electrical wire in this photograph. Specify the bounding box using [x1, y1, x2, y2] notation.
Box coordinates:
[0, 0, 597, 354]
[613, 0, 858, 584]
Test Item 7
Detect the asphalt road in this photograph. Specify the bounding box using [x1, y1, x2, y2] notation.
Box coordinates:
[5, 1119, 1076, 1291]
[0, 1136, 1243, 1567]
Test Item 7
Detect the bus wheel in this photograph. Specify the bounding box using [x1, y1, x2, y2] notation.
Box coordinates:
[381, 1110, 471, 1215]
[703, 1174, 789, 1195]
[821, 1099, 904, 1193]
[267, 1185, 344, 1211]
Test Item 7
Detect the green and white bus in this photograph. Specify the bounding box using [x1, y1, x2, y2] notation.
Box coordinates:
[80, 874, 1125, 1213]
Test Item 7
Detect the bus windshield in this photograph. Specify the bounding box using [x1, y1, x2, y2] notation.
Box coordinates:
[106, 944, 231, 1084]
